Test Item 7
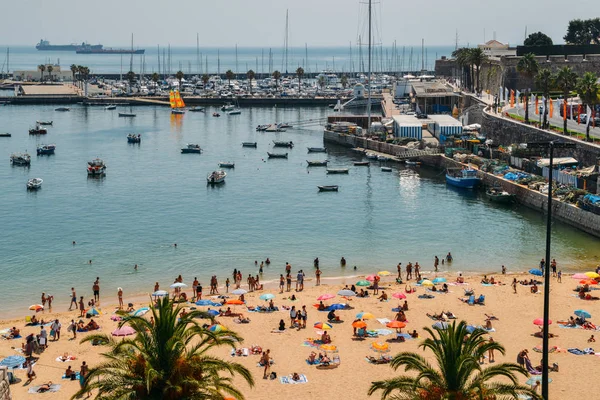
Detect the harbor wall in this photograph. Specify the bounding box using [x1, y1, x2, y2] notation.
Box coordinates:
[323, 129, 424, 158]
[0, 367, 11, 400]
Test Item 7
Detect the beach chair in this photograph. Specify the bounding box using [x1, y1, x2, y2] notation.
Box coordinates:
[467, 295, 475, 305]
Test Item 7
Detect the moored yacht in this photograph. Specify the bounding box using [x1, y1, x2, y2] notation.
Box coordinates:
[87, 158, 106, 176]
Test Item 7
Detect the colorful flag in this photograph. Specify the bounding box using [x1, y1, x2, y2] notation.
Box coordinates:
[535, 96, 539, 115]
[586, 105, 592, 128]
[578, 104, 582, 124]
[563, 99, 567, 121]
[499, 86, 503, 103]
[504, 88, 509, 104]
[549, 98, 554, 118]
[510, 90, 515, 108]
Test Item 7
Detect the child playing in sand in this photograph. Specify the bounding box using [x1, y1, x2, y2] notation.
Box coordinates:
[589, 335, 596, 343]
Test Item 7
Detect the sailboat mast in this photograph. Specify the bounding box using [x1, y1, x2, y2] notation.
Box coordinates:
[120, 54, 123, 81]
[305, 43, 308, 74]
[157, 45, 160, 77]
[217, 49, 220, 75]
[285, 9, 289, 74]
[129, 34, 134, 73]
[421, 38, 424, 72]
[367, 0, 372, 129]
[197, 33, 200, 75]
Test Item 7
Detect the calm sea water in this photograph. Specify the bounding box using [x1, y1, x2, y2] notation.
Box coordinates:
[1, 105, 599, 317]
[1, 45, 453, 76]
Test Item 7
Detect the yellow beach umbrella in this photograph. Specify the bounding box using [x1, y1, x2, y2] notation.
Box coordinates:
[319, 344, 338, 352]
[420, 279, 434, 286]
[585, 272, 600, 279]
[356, 312, 375, 320]
[378, 271, 391, 276]
[371, 341, 390, 353]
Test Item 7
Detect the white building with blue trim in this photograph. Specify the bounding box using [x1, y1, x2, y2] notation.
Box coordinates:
[392, 115, 423, 140]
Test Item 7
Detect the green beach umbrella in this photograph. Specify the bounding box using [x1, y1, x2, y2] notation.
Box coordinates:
[356, 280, 370, 286]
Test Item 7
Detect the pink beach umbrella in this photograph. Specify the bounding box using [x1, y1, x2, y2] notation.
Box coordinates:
[392, 293, 407, 300]
[366, 275, 377, 282]
[572, 273, 589, 279]
[112, 326, 136, 337]
[533, 318, 552, 326]
[317, 294, 335, 301]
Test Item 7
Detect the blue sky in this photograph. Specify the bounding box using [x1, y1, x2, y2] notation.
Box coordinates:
[2, 0, 597, 47]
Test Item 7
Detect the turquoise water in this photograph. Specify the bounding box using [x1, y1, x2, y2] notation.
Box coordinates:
[1, 105, 599, 317]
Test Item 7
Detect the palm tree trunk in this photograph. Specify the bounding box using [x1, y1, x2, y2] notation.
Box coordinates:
[586, 125, 590, 142]
[543, 99, 548, 128]
[524, 94, 529, 123]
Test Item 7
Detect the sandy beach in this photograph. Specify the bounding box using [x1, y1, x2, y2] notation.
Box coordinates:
[1, 268, 599, 399]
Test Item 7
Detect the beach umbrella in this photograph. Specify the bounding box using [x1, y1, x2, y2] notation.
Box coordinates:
[352, 320, 367, 328]
[529, 269, 543, 277]
[533, 318, 551, 326]
[392, 292, 406, 300]
[196, 299, 216, 306]
[317, 294, 335, 301]
[356, 280, 370, 286]
[319, 344, 338, 352]
[337, 289, 356, 297]
[86, 307, 101, 316]
[0, 355, 26, 368]
[432, 321, 449, 330]
[231, 289, 247, 295]
[574, 310, 592, 319]
[207, 324, 227, 333]
[226, 299, 244, 305]
[356, 312, 375, 320]
[432, 277, 447, 284]
[152, 290, 168, 297]
[386, 321, 406, 329]
[29, 304, 44, 312]
[526, 376, 552, 385]
[259, 293, 275, 301]
[466, 325, 477, 334]
[112, 326, 136, 337]
[131, 307, 149, 317]
[366, 275, 377, 281]
[579, 279, 598, 285]
[206, 309, 220, 316]
[378, 271, 391, 276]
[420, 279, 434, 286]
[328, 303, 347, 310]
[371, 341, 390, 353]
[170, 282, 187, 288]
[585, 272, 600, 279]
[314, 322, 333, 330]
[572, 273, 588, 279]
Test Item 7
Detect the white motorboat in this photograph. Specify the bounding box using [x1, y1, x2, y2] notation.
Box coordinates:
[171, 109, 186, 115]
[377, 155, 390, 161]
[27, 178, 43, 190]
[326, 168, 350, 174]
[105, 105, 117, 110]
[221, 102, 235, 112]
[381, 167, 392, 172]
[55, 107, 70, 112]
[207, 170, 227, 184]
[37, 144, 56, 155]
[87, 158, 106, 176]
[218, 161, 235, 168]
[181, 144, 202, 154]
[365, 152, 378, 160]
[228, 109, 241, 115]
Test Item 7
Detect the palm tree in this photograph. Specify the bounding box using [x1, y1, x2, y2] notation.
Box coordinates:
[272, 70, 281, 91]
[555, 66, 579, 135]
[175, 70, 184, 91]
[72, 297, 254, 399]
[468, 47, 488, 93]
[77, 65, 85, 89]
[296, 67, 304, 93]
[46, 65, 53, 82]
[38, 64, 45, 82]
[369, 321, 540, 400]
[577, 71, 599, 141]
[340, 75, 348, 89]
[202, 74, 210, 91]
[70, 64, 78, 85]
[125, 71, 136, 94]
[225, 70, 235, 88]
[535, 68, 554, 128]
[516, 53, 540, 123]
[151, 72, 160, 84]
[246, 69, 255, 95]
[451, 48, 471, 91]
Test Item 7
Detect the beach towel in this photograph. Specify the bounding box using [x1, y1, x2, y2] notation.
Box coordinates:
[525, 359, 541, 375]
[476, 326, 496, 332]
[306, 359, 321, 366]
[55, 356, 76, 362]
[568, 348, 586, 355]
[280, 374, 308, 384]
[302, 339, 325, 347]
[377, 318, 391, 326]
[28, 384, 61, 393]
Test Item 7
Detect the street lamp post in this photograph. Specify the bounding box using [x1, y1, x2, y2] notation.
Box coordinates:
[526, 141, 576, 400]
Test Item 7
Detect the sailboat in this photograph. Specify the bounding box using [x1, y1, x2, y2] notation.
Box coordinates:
[170, 90, 186, 114]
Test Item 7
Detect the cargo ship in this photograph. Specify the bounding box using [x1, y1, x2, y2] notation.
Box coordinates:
[76, 47, 145, 55]
[36, 39, 102, 51]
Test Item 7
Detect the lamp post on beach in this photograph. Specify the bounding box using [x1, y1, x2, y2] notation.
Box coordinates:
[524, 140, 576, 399]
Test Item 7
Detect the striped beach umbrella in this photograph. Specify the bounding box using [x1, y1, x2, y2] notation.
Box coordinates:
[317, 294, 335, 301]
[356, 312, 375, 320]
[356, 280, 370, 286]
[29, 304, 44, 312]
[314, 322, 333, 330]
[207, 324, 227, 333]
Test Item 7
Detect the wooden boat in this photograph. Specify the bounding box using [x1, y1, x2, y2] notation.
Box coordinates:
[10, 152, 31, 166]
[127, 134, 141, 143]
[29, 124, 47, 135]
[37, 120, 53, 125]
[105, 105, 117, 110]
[55, 107, 70, 112]
[306, 160, 328, 167]
[218, 162, 235, 168]
[446, 167, 481, 189]
[207, 170, 227, 184]
[485, 188, 515, 203]
[326, 168, 349, 174]
[318, 185, 339, 192]
[118, 112, 136, 117]
[267, 152, 288, 159]
[87, 158, 106, 176]
[0, 133, 12, 137]
[307, 147, 327, 153]
[273, 140, 294, 148]
[27, 178, 43, 190]
[181, 144, 202, 154]
[381, 167, 392, 172]
[242, 142, 257, 148]
[37, 144, 56, 155]
[353, 161, 370, 166]
[189, 107, 205, 112]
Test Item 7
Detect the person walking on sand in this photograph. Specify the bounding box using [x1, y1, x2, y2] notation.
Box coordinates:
[512, 278, 517, 294]
[279, 274, 285, 293]
[286, 273, 292, 292]
[93, 278, 100, 303]
[51, 319, 61, 341]
[397, 263, 402, 280]
[79, 296, 85, 317]
[488, 337, 495, 363]
[225, 278, 230, 293]
[192, 277, 199, 300]
[315, 267, 321, 286]
[69, 319, 76, 340]
[69, 288, 77, 311]
[406, 263, 412, 280]
[300, 305, 307, 328]
[261, 350, 271, 379]
[434, 256, 439, 272]
[290, 306, 297, 328]
[117, 287, 123, 310]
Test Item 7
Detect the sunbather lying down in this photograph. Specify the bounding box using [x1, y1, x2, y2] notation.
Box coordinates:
[367, 355, 392, 364]
[37, 381, 53, 393]
[533, 328, 558, 338]
[427, 311, 456, 321]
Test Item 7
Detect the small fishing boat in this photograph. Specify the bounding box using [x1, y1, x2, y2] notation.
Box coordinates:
[37, 120, 53, 125]
[377, 155, 390, 161]
[10, 152, 31, 166]
[352, 148, 366, 154]
[37, 144, 56, 155]
[189, 107, 205, 112]
[55, 107, 70, 112]
[212, 112, 221, 117]
[278, 122, 293, 129]
[445, 167, 481, 189]
[218, 161, 235, 168]
[326, 168, 349, 174]
[105, 105, 117, 110]
[221, 102, 235, 112]
[29, 124, 47, 135]
[405, 160, 421, 167]
[228, 109, 241, 115]
[207, 170, 227, 184]
[273, 140, 294, 148]
[306, 160, 328, 167]
[365, 152, 378, 160]
[27, 178, 43, 190]
[256, 125, 269, 131]
[318, 185, 339, 192]
[242, 142, 257, 148]
[127, 133, 141, 143]
[87, 158, 106, 176]
[267, 152, 288, 159]
[118, 112, 136, 118]
[171, 109, 185, 115]
[381, 167, 392, 172]
[485, 187, 515, 203]
[353, 161, 370, 166]
[307, 147, 327, 153]
[181, 144, 202, 154]
[265, 124, 285, 132]
[0, 133, 11, 137]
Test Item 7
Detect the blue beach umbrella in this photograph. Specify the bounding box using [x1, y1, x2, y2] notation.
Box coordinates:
[432, 277, 447, 284]
[131, 307, 149, 317]
[529, 269, 543, 276]
[86, 307, 100, 317]
[432, 321, 449, 330]
[259, 294, 275, 301]
[466, 325, 478, 334]
[206, 309, 220, 316]
[575, 310, 591, 319]
[0, 355, 26, 368]
[328, 303, 347, 310]
[196, 300, 215, 306]
[338, 290, 356, 297]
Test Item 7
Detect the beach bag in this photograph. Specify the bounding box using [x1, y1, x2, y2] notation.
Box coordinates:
[269, 372, 277, 380]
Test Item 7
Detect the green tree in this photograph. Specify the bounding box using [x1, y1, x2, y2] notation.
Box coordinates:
[564, 18, 600, 45]
[524, 32, 554, 46]
[516, 53, 539, 123]
[225, 69, 235, 88]
[77, 65, 84, 89]
[151, 72, 160, 83]
[272, 70, 281, 91]
[202, 74, 210, 90]
[246, 69, 255, 95]
[577, 71, 599, 141]
[535, 68, 554, 128]
[296, 67, 304, 93]
[37, 64, 45, 82]
[368, 321, 540, 400]
[468, 47, 488, 93]
[70, 64, 78, 85]
[555, 66, 579, 135]
[452, 48, 472, 92]
[317, 75, 326, 92]
[175, 70, 184, 91]
[340, 74, 348, 89]
[125, 70, 136, 91]
[72, 297, 254, 399]
[46, 65, 53, 82]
